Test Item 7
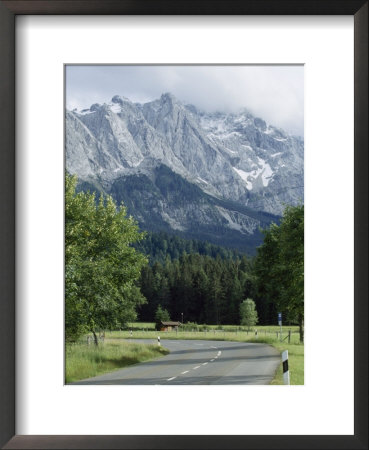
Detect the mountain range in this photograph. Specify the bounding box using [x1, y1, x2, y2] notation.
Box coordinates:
[66, 93, 304, 254]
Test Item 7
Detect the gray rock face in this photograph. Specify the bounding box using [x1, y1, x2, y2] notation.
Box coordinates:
[66, 93, 303, 252]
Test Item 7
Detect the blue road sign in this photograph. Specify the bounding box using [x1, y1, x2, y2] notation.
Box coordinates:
[278, 312, 282, 326]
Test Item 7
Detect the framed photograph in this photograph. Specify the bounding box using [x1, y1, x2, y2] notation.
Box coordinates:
[0, 1, 367, 449]
[65, 63, 305, 387]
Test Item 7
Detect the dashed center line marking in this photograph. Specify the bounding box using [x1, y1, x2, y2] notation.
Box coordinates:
[165, 345, 222, 380]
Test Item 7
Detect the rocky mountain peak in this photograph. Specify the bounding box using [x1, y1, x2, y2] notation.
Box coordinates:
[111, 94, 132, 105]
[66, 92, 303, 253]
[160, 92, 179, 104]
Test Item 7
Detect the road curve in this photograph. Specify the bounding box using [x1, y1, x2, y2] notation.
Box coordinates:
[71, 339, 280, 385]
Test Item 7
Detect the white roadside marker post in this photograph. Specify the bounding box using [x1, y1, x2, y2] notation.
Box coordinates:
[282, 350, 290, 385]
[158, 336, 161, 347]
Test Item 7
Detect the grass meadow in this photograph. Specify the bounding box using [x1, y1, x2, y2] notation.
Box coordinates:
[65, 340, 169, 383]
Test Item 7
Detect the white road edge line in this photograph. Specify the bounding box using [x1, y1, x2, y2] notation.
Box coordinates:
[181, 371, 189, 374]
[211, 346, 217, 349]
[193, 366, 201, 370]
[210, 359, 215, 361]
[202, 362, 208, 366]
[167, 377, 176, 381]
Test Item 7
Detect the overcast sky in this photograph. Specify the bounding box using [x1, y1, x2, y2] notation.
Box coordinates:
[66, 65, 304, 136]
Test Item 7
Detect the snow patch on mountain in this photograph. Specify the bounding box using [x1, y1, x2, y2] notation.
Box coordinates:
[76, 108, 96, 116]
[109, 103, 123, 113]
[233, 168, 253, 190]
[257, 157, 274, 187]
[233, 158, 273, 190]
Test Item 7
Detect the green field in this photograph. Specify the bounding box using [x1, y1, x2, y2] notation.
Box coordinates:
[65, 340, 169, 383]
[126, 322, 300, 333]
[108, 323, 301, 344]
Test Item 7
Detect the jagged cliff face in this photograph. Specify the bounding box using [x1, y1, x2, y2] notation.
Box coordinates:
[66, 93, 303, 253]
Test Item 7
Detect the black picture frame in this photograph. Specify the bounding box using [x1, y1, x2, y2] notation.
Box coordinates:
[0, 1, 367, 449]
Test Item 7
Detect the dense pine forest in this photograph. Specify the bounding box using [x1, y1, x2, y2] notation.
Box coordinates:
[135, 232, 277, 326]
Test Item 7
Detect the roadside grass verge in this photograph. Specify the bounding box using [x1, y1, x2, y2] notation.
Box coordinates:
[268, 342, 304, 385]
[65, 340, 169, 383]
[105, 326, 304, 385]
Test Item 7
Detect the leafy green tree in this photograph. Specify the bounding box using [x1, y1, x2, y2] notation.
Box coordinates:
[155, 305, 170, 330]
[65, 173, 147, 344]
[254, 205, 304, 342]
[240, 298, 258, 330]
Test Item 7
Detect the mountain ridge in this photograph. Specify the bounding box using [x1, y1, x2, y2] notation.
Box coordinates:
[66, 92, 303, 254]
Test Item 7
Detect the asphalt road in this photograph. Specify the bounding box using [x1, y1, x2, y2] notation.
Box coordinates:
[72, 339, 281, 385]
